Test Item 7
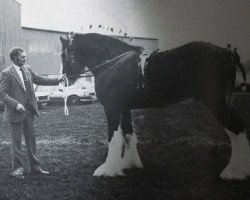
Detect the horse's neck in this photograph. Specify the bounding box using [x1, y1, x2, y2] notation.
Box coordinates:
[91, 49, 137, 79]
[93, 49, 129, 67]
[108, 48, 128, 58]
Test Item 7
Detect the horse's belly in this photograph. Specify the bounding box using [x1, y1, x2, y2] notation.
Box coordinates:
[130, 84, 192, 109]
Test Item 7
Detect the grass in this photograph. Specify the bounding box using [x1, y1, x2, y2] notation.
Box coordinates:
[1, 95, 250, 200]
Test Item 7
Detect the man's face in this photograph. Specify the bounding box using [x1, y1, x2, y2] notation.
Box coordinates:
[13, 51, 27, 67]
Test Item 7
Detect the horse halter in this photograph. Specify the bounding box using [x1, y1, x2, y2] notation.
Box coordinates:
[94, 51, 136, 81]
[63, 48, 136, 80]
[61, 37, 76, 66]
[64, 49, 75, 65]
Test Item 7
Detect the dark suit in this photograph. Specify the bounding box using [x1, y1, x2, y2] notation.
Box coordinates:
[0, 64, 59, 171]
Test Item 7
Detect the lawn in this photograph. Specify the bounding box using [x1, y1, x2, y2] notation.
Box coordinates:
[1, 94, 250, 200]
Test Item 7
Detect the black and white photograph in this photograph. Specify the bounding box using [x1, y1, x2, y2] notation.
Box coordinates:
[1, 0, 250, 199]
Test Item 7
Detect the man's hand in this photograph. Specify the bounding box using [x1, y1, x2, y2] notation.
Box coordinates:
[16, 103, 25, 112]
[58, 74, 66, 82]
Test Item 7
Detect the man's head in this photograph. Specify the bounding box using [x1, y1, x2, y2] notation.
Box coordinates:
[10, 47, 27, 67]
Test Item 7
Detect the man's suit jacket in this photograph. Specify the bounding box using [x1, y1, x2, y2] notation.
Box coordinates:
[0, 64, 59, 122]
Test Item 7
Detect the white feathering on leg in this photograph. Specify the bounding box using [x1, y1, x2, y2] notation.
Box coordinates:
[93, 125, 125, 177]
[220, 129, 250, 180]
[122, 133, 143, 169]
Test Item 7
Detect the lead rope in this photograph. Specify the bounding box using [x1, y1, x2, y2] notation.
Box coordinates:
[62, 76, 69, 115]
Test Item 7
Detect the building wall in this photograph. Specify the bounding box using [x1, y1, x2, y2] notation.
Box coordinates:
[22, 27, 158, 75]
[0, 0, 22, 71]
[0, 0, 158, 88]
[22, 28, 68, 74]
[0, 0, 158, 76]
[0, 0, 158, 75]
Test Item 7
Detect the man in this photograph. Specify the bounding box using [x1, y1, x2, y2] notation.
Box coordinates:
[0, 47, 65, 179]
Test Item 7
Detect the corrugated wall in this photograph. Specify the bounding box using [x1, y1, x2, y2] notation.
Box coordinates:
[0, 0, 22, 71]
[22, 28, 68, 74]
[22, 28, 158, 75]
[0, 0, 158, 75]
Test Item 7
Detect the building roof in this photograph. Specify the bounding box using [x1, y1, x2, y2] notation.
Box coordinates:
[14, 0, 22, 5]
[22, 26, 158, 41]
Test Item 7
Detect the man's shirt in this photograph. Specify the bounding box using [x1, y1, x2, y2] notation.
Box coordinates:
[13, 63, 26, 91]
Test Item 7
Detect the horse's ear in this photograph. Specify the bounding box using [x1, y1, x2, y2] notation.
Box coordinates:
[60, 36, 65, 42]
[60, 36, 68, 45]
[68, 31, 74, 40]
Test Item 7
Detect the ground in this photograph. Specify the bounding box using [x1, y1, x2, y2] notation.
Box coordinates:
[1, 94, 250, 200]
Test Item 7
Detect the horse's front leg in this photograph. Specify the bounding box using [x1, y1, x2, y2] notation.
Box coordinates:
[120, 110, 143, 170]
[93, 105, 125, 177]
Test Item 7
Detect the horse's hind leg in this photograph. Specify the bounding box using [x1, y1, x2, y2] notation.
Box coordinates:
[120, 110, 143, 169]
[221, 128, 250, 180]
[203, 97, 250, 180]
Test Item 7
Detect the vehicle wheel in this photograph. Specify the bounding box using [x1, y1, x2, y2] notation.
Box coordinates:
[239, 83, 248, 92]
[68, 95, 80, 105]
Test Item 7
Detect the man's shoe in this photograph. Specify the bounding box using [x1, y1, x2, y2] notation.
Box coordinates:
[11, 167, 25, 179]
[31, 167, 50, 175]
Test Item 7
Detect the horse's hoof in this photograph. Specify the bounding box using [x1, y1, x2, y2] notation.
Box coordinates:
[121, 159, 143, 169]
[93, 164, 125, 177]
[220, 165, 247, 180]
[93, 170, 125, 177]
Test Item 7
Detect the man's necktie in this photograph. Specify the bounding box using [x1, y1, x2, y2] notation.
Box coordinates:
[20, 67, 33, 105]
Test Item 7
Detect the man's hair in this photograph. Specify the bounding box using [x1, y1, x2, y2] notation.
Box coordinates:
[9, 47, 25, 61]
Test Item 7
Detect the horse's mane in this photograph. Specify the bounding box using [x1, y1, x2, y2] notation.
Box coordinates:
[73, 33, 143, 56]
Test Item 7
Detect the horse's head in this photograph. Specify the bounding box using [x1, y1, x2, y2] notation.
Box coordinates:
[60, 35, 75, 76]
[60, 32, 143, 79]
[60, 33, 102, 78]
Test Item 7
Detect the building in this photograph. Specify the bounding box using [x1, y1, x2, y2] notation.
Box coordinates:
[22, 27, 68, 75]
[22, 27, 158, 77]
[1, 0, 158, 84]
[0, 0, 22, 71]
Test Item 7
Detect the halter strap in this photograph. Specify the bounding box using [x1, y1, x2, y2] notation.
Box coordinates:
[95, 51, 136, 81]
[66, 51, 136, 80]
[60, 76, 69, 115]
[95, 51, 134, 69]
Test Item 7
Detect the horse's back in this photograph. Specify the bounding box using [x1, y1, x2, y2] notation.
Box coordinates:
[142, 41, 235, 106]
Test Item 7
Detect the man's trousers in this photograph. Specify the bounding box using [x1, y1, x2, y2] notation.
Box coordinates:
[9, 105, 41, 171]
